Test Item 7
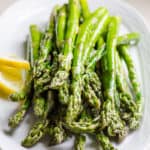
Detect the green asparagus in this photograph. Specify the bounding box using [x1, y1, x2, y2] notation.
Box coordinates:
[50, 0, 80, 89]
[118, 45, 142, 129]
[79, 0, 90, 19]
[9, 25, 41, 127]
[96, 132, 116, 150]
[22, 120, 49, 147]
[56, 4, 67, 50]
[100, 17, 128, 139]
[74, 135, 86, 150]
[8, 1, 143, 149]
[117, 32, 140, 46]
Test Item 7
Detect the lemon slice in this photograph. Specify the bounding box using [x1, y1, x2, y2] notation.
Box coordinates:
[0, 65, 23, 81]
[0, 71, 23, 98]
[0, 57, 30, 70]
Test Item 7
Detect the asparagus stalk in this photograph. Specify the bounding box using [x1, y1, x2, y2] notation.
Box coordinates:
[33, 6, 58, 117]
[100, 17, 128, 139]
[10, 25, 41, 102]
[74, 135, 86, 150]
[81, 12, 109, 66]
[79, 0, 90, 19]
[59, 80, 70, 105]
[82, 72, 101, 109]
[117, 32, 140, 46]
[64, 116, 100, 133]
[9, 25, 41, 128]
[86, 44, 105, 71]
[56, 4, 67, 50]
[22, 91, 54, 147]
[118, 45, 142, 129]
[115, 50, 137, 126]
[96, 132, 117, 150]
[73, 7, 108, 76]
[9, 99, 30, 128]
[47, 121, 67, 145]
[82, 38, 105, 110]
[22, 120, 49, 147]
[50, 0, 80, 89]
[66, 8, 109, 123]
[33, 6, 58, 94]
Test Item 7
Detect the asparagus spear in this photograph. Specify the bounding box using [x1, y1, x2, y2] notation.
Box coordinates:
[82, 38, 105, 110]
[118, 45, 142, 129]
[59, 80, 70, 105]
[82, 72, 101, 109]
[9, 25, 41, 128]
[22, 91, 54, 147]
[79, 0, 90, 19]
[33, 6, 58, 117]
[10, 25, 41, 102]
[81, 12, 109, 66]
[47, 121, 67, 145]
[74, 135, 86, 150]
[117, 32, 140, 46]
[115, 50, 137, 125]
[64, 116, 100, 133]
[96, 132, 117, 150]
[86, 44, 105, 71]
[9, 99, 30, 128]
[100, 17, 128, 139]
[73, 7, 108, 76]
[50, 0, 80, 89]
[56, 4, 67, 50]
[33, 6, 58, 94]
[65, 8, 109, 123]
[22, 120, 49, 147]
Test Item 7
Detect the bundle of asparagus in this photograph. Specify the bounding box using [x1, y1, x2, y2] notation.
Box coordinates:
[8, 0, 143, 149]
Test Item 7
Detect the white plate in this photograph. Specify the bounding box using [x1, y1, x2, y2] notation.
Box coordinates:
[0, 0, 150, 150]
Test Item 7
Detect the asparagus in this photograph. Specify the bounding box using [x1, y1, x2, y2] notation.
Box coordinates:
[79, 0, 90, 19]
[10, 25, 41, 102]
[33, 6, 58, 94]
[81, 12, 109, 66]
[74, 135, 86, 150]
[115, 50, 137, 125]
[7, 1, 143, 149]
[117, 32, 140, 46]
[65, 8, 109, 123]
[56, 4, 67, 50]
[59, 80, 70, 105]
[82, 73, 101, 109]
[96, 132, 116, 150]
[22, 91, 54, 147]
[100, 17, 128, 139]
[50, 0, 80, 89]
[118, 46, 142, 129]
[22, 120, 49, 147]
[73, 7, 108, 76]
[86, 44, 105, 71]
[64, 117, 100, 133]
[33, 7, 58, 117]
[9, 25, 41, 128]
[82, 38, 105, 110]
[47, 121, 67, 145]
[9, 99, 30, 128]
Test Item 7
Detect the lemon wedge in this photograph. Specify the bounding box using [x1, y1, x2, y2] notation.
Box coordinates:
[0, 57, 30, 70]
[0, 65, 23, 81]
[0, 72, 22, 98]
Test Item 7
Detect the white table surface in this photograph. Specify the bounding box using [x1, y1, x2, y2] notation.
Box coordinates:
[0, 0, 150, 27]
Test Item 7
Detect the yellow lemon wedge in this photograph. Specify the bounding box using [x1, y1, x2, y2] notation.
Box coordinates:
[0, 57, 30, 70]
[0, 72, 22, 98]
[0, 65, 23, 81]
